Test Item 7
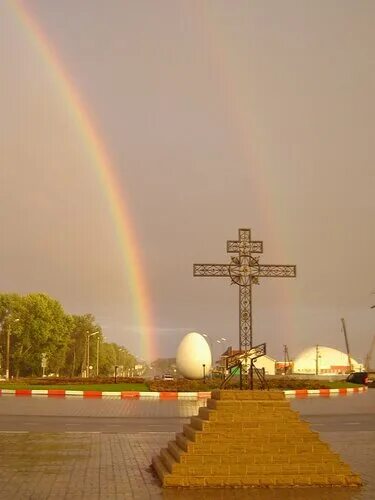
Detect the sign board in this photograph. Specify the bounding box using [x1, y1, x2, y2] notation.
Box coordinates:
[225, 342, 266, 370]
[41, 353, 47, 369]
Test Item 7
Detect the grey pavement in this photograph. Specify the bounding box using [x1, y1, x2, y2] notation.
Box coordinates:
[0, 391, 373, 499]
[0, 397, 203, 418]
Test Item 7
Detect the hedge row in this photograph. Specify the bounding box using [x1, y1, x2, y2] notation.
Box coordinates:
[7, 376, 145, 385]
[148, 378, 332, 392]
[4, 376, 337, 391]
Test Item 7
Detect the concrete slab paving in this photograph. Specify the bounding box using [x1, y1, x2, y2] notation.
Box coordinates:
[0, 429, 373, 499]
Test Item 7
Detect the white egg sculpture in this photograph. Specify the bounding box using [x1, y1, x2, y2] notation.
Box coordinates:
[176, 332, 212, 379]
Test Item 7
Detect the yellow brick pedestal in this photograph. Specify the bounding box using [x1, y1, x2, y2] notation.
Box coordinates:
[152, 390, 361, 488]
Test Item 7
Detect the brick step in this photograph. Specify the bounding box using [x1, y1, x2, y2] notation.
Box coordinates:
[160, 448, 185, 474]
[183, 424, 320, 444]
[198, 406, 300, 422]
[174, 435, 332, 453]
[190, 416, 309, 432]
[158, 460, 353, 479]
[157, 446, 348, 471]
[210, 390, 285, 401]
[167, 440, 185, 463]
[159, 472, 362, 488]
[207, 400, 290, 409]
[175, 432, 194, 453]
[151, 454, 169, 484]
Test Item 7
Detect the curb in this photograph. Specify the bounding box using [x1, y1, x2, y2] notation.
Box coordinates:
[284, 386, 368, 397]
[0, 389, 212, 400]
[0, 387, 367, 399]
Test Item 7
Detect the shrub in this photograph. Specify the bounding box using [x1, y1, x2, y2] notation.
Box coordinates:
[146, 377, 331, 391]
[6, 376, 145, 386]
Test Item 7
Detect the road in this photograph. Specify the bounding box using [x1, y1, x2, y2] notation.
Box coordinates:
[0, 410, 373, 433]
[0, 390, 373, 433]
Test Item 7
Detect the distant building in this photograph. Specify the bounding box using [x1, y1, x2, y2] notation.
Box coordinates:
[275, 361, 293, 375]
[219, 347, 276, 375]
[292, 346, 363, 375]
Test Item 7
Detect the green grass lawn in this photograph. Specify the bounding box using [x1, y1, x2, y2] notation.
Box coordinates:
[0, 380, 364, 392]
[0, 383, 149, 392]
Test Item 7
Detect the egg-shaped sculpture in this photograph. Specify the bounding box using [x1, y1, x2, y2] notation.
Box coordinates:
[176, 332, 212, 379]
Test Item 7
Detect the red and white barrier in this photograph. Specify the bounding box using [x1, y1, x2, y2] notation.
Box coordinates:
[0, 387, 367, 400]
[284, 386, 368, 397]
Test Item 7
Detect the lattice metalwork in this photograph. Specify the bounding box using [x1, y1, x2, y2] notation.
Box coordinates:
[193, 228, 296, 352]
[239, 285, 251, 348]
[258, 265, 296, 278]
[193, 264, 230, 277]
[227, 240, 263, 254]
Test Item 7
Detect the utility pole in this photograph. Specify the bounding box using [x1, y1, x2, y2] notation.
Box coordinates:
[283, 345, 290, 375]
[96, 336, 99, 377]
[6, 323, 10, 380]
[5, 317, 19, 380]
[341, 318, 353, 373]
[315, 345, 320, 375]
[86, 331, 99, 378]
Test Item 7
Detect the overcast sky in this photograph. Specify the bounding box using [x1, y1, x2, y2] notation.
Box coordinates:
[1, 0, 375, 363]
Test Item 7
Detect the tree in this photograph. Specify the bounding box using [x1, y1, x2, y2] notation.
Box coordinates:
[151, 358, 176, 375]
[0, 293, 72, 377]
[99, 342, 117, 376]
[63, 314, 102, 377]
[12, 293, 72, 377]
[0, 292, 140, 379]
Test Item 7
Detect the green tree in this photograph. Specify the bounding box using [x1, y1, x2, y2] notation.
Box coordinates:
[0, 293, 72, 377]
[63, 314, 102, 377]
[99, 342, 117, 376]
[12, 293, 72, 376]
[0, 292, 140, 379]
[151, 358, 176, 374]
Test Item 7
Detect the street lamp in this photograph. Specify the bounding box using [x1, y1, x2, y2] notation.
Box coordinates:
[86, 331, 99, 378]
[202, 334, 214, 369]
[5, 317, 19, 380]
[119, 348, 126, 376]
[202, 334, 228, 367]
[97, 335, 106, 377]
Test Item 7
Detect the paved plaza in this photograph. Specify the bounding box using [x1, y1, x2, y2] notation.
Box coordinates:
[0, 391, 373, 499]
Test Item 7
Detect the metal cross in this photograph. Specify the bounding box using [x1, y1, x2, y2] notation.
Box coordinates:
[193, 228, 296, 352]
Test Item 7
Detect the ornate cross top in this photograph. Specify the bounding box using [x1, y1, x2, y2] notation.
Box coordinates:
[193, 228, 296, 352]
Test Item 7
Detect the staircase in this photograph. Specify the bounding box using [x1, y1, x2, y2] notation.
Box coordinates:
[152, 389, 361, 488]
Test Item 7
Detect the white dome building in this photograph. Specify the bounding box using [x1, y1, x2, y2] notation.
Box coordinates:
[293, 346, 362, 375]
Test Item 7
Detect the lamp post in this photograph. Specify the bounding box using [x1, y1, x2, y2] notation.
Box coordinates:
[202, 334, 228, 373]
[119, 348, 126, 376]
[5, 317, 19, 380]
[96, 336, 105, 377]
[86, 331, 99, 378]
